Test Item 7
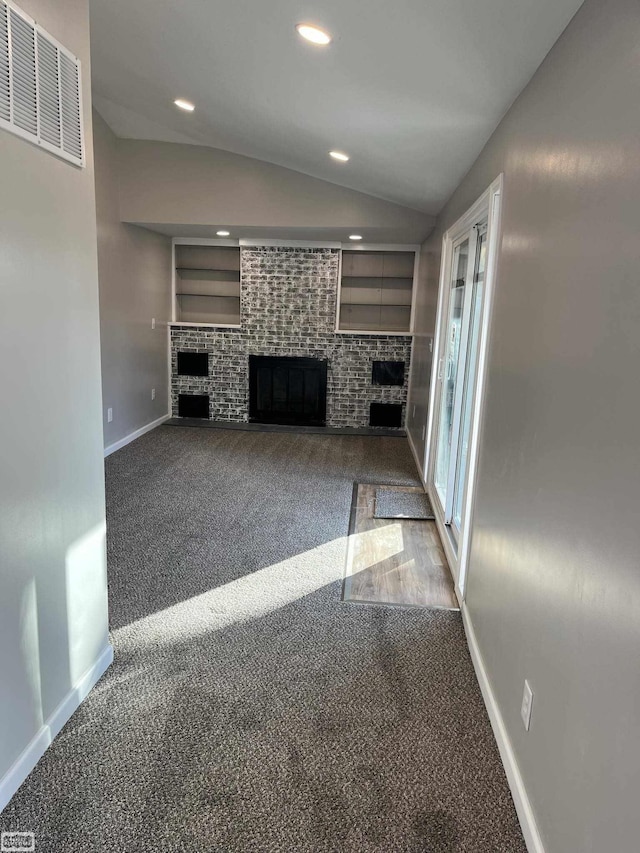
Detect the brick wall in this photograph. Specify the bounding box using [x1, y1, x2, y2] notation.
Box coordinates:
[171, 247, 412, 428]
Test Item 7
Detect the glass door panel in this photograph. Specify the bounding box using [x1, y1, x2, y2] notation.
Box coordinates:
[452, 228, 487, 535]
[434, 239, 468, 509]
[432, 220, 487, 547]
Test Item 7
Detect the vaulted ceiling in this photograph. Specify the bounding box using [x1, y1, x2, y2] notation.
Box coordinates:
[90, 0, 583, 214]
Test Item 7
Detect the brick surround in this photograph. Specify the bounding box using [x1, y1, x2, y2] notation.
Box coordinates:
[171, 247, 412, 428]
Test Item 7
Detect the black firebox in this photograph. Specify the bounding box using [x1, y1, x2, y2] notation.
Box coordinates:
[177, 351, 209, 377]
[372, 360, 405, 387]
[249, 355, 328, 426]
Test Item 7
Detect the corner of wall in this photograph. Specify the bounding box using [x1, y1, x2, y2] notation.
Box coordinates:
[0, 644, 113, 813]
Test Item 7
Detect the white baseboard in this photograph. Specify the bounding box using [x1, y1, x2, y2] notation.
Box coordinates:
[104, 413, 170, 458]
[461, 605, 545, 853]
[0, 644, 113, 813]
[407, 424, 542, 848]
[406, 428, 428, 490]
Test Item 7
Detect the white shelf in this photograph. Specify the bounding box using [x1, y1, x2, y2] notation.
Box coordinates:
[169, 321, 242, 329]
[340, 287, 413, 307]
[172, 243, 241, 326]
[335, 328, 414, 337]
[337, 248, 417, 335]
[175, 246, 240, 272]
[176, 281, 240, 298]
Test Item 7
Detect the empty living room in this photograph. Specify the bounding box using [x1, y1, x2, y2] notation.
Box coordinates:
[1, 0, 639, 851]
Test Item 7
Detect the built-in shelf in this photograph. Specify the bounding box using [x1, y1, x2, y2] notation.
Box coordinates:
[176, 268, 241, 274]
[169, 321, 242, 329]
[335, 328, 414, 337]
[337, 250, 416, 334]
[173, 244, 241, 326]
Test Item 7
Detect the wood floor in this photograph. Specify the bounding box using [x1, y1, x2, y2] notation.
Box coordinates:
[342, 484, 458, 610]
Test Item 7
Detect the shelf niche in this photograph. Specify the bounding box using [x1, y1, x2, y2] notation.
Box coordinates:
[338, 250, 414, 334]
[174, 245, 241, 326]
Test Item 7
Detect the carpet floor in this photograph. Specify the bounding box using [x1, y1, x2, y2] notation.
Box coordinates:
[0, 426, 526, 852]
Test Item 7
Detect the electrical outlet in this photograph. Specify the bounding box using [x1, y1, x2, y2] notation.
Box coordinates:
[151, 388, 156, 401]
[422, 424, 426, 441]
[107, 407, 113, 423]
[429, 338, 433, 353]
[521, 680, 533, 731]
[151, 318, 156, 330]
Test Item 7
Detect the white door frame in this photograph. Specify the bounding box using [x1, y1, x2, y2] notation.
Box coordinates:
[424, 174, 503, 602]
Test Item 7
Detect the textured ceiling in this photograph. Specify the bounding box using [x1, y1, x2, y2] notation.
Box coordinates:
[90, 0, 583, 213]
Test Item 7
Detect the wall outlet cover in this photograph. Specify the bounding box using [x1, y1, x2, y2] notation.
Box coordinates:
[107, 407, 113, 423]
[152, 318, 156, 330]
[151, 388, 156, 400]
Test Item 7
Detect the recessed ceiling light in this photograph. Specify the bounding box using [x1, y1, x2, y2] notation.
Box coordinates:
[296, 23, 332, 45]
[174, 98, 195, 112]
[330, 150, 349, 162]
[216, 230, 230, 237]
[349, 235, 363, 241]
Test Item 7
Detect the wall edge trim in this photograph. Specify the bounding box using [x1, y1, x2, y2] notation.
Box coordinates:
[461, 604, 546, 853]
[104, 413, 170, 457]
[406, 429, 427, 489]
[0, 643, 114, 813]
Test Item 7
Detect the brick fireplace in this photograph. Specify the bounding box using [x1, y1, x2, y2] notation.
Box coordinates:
[171, 246, 411, 428]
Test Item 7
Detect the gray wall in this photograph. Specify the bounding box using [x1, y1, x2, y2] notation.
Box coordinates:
[93, 112, 171, 450]
[0, 0, 110, 803]
[408, 0, 640, 850]
[115, 139, 434, 243]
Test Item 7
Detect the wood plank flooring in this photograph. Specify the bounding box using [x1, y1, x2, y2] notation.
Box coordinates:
[342, 484, 458, 610]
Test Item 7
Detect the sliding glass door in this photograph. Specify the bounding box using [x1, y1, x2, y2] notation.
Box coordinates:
[426, 176, 502, 597]
[432, 221, 487, 543]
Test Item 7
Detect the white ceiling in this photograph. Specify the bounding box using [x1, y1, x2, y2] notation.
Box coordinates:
[89, 0, 583, 214]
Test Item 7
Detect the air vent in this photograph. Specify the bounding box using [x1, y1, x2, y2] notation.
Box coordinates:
[37, 30, 60, 147]
[0, 3, 10, 123]
[0, 0, 84, 167]
[10, 8, 36, 135]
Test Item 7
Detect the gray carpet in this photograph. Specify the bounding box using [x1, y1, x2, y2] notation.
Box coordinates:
[0, 426, 526, 852]
[374, 487, 435, 520]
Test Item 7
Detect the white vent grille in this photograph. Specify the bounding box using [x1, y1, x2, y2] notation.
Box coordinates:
[0, 0, 84, 167]
[60, 52, 81, 160]
[37, 30, 60, 147]
[0, 3, 9, 123]
[10, 7, 36, 135]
